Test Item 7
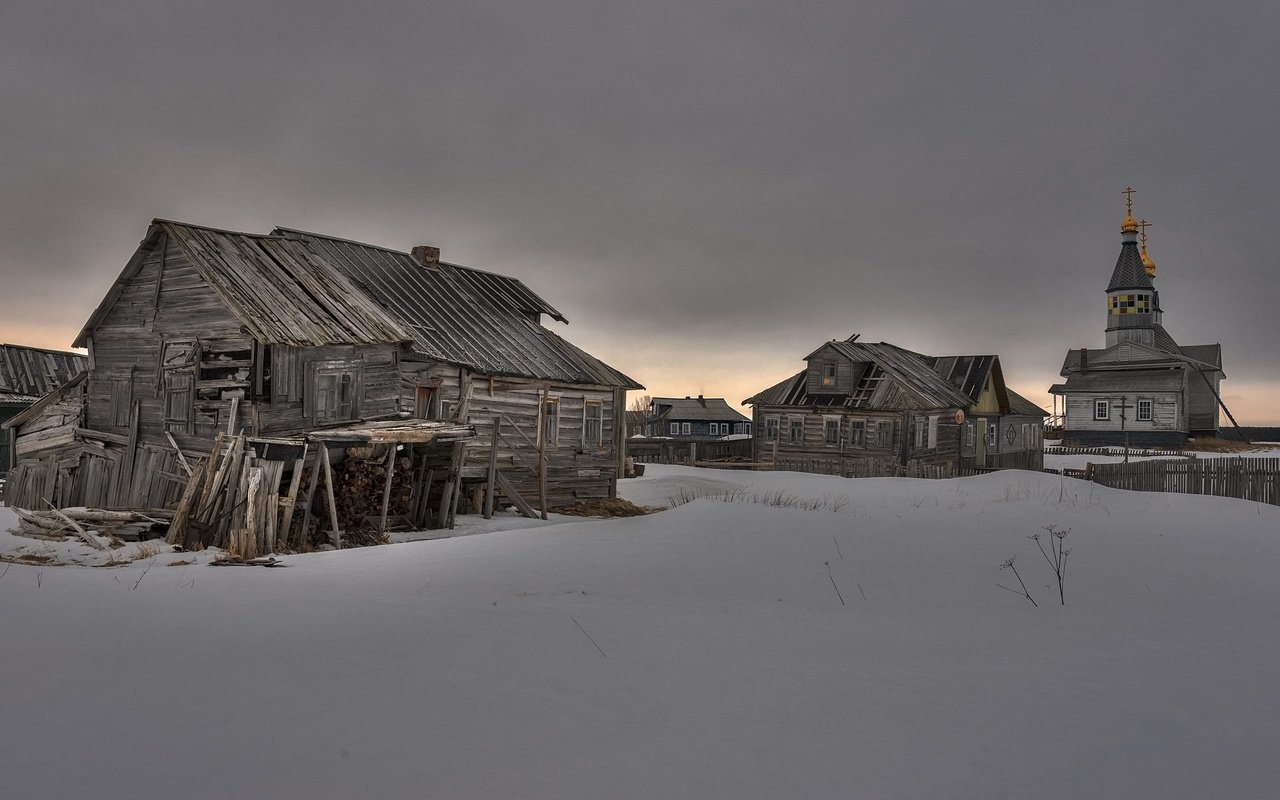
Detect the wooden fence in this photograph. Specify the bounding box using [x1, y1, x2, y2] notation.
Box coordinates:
[628, 437, 753, 465]
[1088, 457, 1280, 506]
[1045, 445, 1185, 457]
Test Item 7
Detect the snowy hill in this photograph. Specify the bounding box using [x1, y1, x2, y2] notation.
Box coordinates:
[2, 466, 1278, 799]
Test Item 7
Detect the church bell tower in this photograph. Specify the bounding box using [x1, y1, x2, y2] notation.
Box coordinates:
[1105, 187, 1157, 348]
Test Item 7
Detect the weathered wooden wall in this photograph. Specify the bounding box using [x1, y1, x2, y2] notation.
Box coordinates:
[401, 360, 622, 507]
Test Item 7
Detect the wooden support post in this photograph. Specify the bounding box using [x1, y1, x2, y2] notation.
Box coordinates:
[379, 445, 396, 533]
[298, 446, 323, 548]
[538, 387, 549, 520]
[484, 417, 501, 519]
[226, 396, 240, 436]
[278, 445, 309, 549]
[319, 445, 342, 548]
[242, 466, 262, 559]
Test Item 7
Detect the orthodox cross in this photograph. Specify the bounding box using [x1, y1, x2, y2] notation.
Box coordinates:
[1122, 185, 1136, 215]
[1137, 218, 1152, 247]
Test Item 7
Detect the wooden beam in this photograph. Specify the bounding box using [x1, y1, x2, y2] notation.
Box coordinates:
[494, 470, 538, 519]
[379, 445, 395, 533]
[483, 417, 501, 519]
[278, 445, 308, 549]
[319, 445, 342, 548]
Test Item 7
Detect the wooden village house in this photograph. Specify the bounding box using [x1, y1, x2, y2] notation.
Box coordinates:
[4, 219, 640, 550]
[0, 344, 86, 473]
[1049, 197, 1226, 447]
[746, 336, 1047, 476]
[644, 396, 752, 438]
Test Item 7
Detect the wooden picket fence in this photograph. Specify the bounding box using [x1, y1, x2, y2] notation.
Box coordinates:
[1088, 457, 1280, 506]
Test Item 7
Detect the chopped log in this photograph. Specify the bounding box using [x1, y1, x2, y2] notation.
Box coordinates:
[43, 503, 106, 550]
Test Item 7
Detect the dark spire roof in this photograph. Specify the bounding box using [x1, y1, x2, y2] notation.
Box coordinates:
[1106, 237, 1155, 292]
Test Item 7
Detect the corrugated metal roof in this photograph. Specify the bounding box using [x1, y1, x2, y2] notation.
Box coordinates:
[160, 222, 414, 346]
[0, 344, 86, 399]
[275, 229, 640, 388]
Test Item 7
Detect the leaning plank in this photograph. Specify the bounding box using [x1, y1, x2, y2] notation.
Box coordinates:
[494, 471, 538, 519]
[44, 502, 105, 551]
[319, 445, 342, 548]
[164, 431, 193, 477]
[277, 445, 309, 549]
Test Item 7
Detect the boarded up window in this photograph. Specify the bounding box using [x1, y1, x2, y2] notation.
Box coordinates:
[162, 340, 198, 369]
[164, 371, 195, 434]
[110, 379, 131, 427]
[583, 401, 603, 448]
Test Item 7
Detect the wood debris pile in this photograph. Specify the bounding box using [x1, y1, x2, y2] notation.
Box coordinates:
[10, 506, 164, 549]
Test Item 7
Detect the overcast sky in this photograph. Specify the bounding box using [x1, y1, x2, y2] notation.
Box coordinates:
[3, 1, 1277, 422]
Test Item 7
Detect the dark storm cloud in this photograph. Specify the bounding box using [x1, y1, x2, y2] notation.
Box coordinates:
[2, 1, 1277, 419]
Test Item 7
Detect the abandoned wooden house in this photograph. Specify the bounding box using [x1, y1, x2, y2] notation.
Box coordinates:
[745, 336, 1047, 476]
[4, 219, 640, 549]
[1049, 196, 1225, 447]
[0, 343, 86, 473]
[643, 396, 752, 438]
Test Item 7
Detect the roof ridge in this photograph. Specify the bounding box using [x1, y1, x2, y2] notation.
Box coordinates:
[152, 218, 284, 240]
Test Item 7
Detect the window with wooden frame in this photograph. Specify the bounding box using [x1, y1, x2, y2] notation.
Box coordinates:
[964, 422, 975, 447]
[764, 416, 779, 441]
[305, 361, 363, 424]
[788, 416, 804, 444]
[823, 416, 840, 446]
[440, 399, 453, 421]
[1094, 399, 1110, 420]
[414, 386, 436, 419]
[913, 416, 926, 448]
[709, 422, 719, 436]
[542, 396, 560, 446]
[821, 362, 837, 387]
[670, 422, 679, 435]
[583, 400, 603, 448]
[876, 421, 893, 448]
[1136, 398, 1153, 422]
[849, 419, 866, 447]
[681, 422, 691, 435]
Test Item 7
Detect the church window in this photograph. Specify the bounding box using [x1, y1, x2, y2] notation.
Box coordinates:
[1137, 399, 1153, 422]
[1094, 399, 1110, 420]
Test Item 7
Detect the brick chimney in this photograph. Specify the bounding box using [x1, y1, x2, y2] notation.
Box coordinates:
[411, 245, 440, 268]
[1080, 347, 1089, 372]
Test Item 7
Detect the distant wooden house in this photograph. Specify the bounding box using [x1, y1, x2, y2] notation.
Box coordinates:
[0, 344, 87, 472]
[1050, 201, 1224, 447]
[746, 336, 1046, 475]
[645, 396, 752, 439]
[5, 220, 639, 544]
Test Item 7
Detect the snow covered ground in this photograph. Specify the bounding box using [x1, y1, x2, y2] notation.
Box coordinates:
[3, 466, 1279, 799]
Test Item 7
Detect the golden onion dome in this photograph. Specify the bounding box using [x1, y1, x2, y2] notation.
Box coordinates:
[1141, 245, 1157, 276]
[1121, 212, 1139, 234]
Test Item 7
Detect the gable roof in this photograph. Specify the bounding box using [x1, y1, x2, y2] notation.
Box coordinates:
[0, 344, 86, 403]
[650, 396, 750, 422]
[273, 228, 640, 388]
[748, 340, 1014, 412]
[75, 221, 413, 348]
[1061, 339, 1223, 376]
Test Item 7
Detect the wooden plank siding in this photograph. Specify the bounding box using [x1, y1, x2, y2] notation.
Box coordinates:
[401, 359, 622, 507]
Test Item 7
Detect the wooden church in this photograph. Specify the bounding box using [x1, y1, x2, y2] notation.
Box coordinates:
[1050, 191, 1225, 447]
